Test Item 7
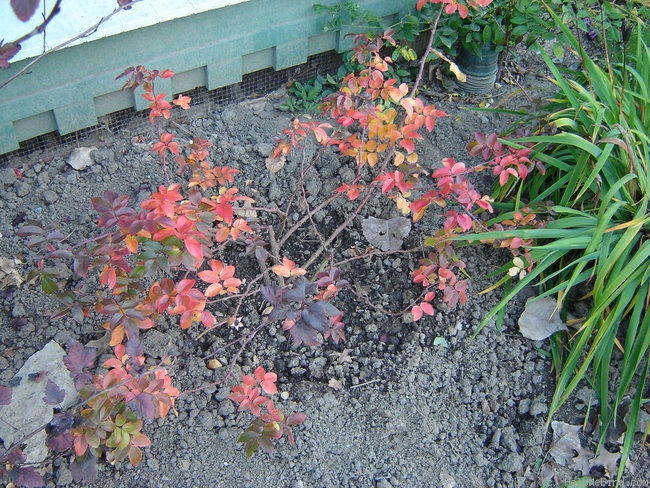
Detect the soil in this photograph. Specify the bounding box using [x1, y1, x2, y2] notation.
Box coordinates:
[0, 45, 648, 488]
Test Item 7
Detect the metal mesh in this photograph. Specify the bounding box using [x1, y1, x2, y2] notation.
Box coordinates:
[0, 50, 343, 163]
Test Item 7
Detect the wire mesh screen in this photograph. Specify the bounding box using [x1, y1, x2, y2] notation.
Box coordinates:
[0, 50, 343, 164]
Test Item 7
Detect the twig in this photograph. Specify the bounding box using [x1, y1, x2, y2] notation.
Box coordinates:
[300, 146, 396, 271]
[410, 5, 444, 98]
[182, 319, 270, 396]
[350, 378, 381, 389]
[4, 0, 63, 52]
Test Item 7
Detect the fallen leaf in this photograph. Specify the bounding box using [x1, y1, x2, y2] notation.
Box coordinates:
[67, 146, 97, 170]
[589, 447, 621, 477]
[518, 297, 568, 341]
[328, 378, 343, 391]
[549, 421, 594, 476]
[265, 154, 286, 173]
[431, 48, 466, 83]
[335, 348, 353, 365]
[449, 61, 467, 83]
[0, 256, 23, 290]
[361, 216, 411, 252]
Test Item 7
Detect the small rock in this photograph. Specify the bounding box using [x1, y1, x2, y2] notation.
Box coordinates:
[91, 148, 115, 167]
[501, 425, 519, 452]
[488, 428, 502, 449]
[376, 479, 393, 488]
[37, 172, 50, 186]
[473, 452, 490, 467]
[255, 142, 274, 157]
[439, 472, 456, 488]
[309, 357, 327, 379]
[43, 189, 59, 204]
[217, 400, 235, 417]
[214, 387, 230, 401]
[290, 367, 306, 377]
[179, 459, 191, 472]
[518, 398, 531, 415]
[0, 167, 17, 186]
[15, 181, 32, 197]
[54, 462, 73, 486]
[529, 401, 548, 416]
[498, 452, 525, 472]
[200, 411, 216, 429]
[0, 341, 80, 463]
[141, 329, 174, 358]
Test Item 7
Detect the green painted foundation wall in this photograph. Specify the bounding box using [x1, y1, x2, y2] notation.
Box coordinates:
[0, 0, 410, 155]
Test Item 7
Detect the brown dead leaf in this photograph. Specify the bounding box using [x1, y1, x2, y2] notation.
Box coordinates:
[590, 448, 621, 478]
[336, 348, 354, 365]
[0, 256, 23, 290]
[549, 421, 594, 476]
[328, 378, 343, 391]
[206, 359, 223, 370]
[265, 154, 286, 173]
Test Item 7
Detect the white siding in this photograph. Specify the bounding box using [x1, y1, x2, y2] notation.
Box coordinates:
[2, 0, 250, 62]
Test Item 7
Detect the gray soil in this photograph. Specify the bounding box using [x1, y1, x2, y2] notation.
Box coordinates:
[0, 46, 648, 487]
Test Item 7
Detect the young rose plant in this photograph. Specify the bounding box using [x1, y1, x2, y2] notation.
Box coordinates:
[269, 0, 553, 329]
[4, 0, 555, 482]
[7, 65, 310, 480]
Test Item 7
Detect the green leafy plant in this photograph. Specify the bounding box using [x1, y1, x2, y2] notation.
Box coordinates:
[279, 76, 338, 114]
[418, 0, 556, 59]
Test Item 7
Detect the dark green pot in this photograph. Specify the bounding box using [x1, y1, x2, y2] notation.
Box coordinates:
[455, 43, 498, 95]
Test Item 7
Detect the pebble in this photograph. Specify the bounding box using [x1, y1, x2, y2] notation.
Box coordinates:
[37, 172, 50, 186]
[0, 167, 17, 186]
[498, 452, 525, 472]
[217, 401, 235, 417]
[43, 189, 59, 203]
[309, 357, 327, 379]
[518, 398, 531, 415]
[290, 367, 306, 377]
[55, 463, 73, 486]
[529, 401, 548, 416]
[15, 181, 31, 197]
[473, 452, 490, 467]
[255, 142, 274, 156]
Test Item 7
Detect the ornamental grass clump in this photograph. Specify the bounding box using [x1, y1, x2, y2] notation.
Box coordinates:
[443, 5, 650, 483]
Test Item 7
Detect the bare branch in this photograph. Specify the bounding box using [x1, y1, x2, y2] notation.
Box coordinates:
[5, 0, 63, 49]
